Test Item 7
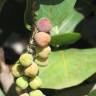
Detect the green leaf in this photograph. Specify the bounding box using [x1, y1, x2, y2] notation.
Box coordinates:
[87, 84, 96, 96]
[36, 0, 83, 32]
[24, 0, 84, 46]
[24, 0, 33, 30]
[88, 90, 96, 96]
[51, 32, 81, 47]
[39, 48, 96, 89]
[0, 89, 5, 96]
[0, 0, 6, 12]
[36, 0, 84, 47]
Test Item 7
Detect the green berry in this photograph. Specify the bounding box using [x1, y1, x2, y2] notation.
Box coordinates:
[16, 86, 23, 93]
[16, 76, 28, 90]
[29, 90, 45, 96]
[19, 53, 33, 67]
[20, 93, 29, 96]
[11, 63, 23, 77]
[35, 56, 48, 66]
[29, 76, 42, 90]
[34, 32, 51, 47]
[36, 46, 51, 59]
[24, 62, 39, 78]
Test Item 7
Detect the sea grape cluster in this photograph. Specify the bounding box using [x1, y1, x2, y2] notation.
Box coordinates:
[34, 18, 52, 66]
[11, 17, 52, 96]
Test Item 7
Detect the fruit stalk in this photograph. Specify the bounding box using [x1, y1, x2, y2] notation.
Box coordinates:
[12, 1, 52, 95]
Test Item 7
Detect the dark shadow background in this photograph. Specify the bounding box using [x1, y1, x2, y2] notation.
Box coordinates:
[37, 0, 64, 5]
[0, 0, 96, 96]
[74, 0, 96, 47]
[0, 0, 29, 63]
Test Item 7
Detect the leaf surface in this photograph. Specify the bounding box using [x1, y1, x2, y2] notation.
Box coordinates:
[39, 48, 96, 89]
[24, 0, 84, 46]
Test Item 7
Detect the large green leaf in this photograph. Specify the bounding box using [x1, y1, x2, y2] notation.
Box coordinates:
[25, 0, 84, 47]
[39, 48, 96, 89]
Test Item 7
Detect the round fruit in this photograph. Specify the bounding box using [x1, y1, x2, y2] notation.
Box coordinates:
[37, 17, 52, 32]
[16, 76, 28, 90]
[11, 63, 23, 77]
[34, 32, 51, 47]
[20, 93, 29, 96]
[24, 62, 39, 78]
[19, 53, 33, 67]
[16, 86, 23, 93]
[29, 76, 42, 90]
[29, 90, 45, 96]
[35, 56, 48, 66]
[36, 46, 51, 59]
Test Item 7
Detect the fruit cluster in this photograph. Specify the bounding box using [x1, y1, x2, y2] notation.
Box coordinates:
[11, 18, 52, 96]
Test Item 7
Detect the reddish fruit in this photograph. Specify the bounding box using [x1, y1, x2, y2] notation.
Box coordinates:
[34, 32, 51, 47]
[24, 62, 39, 78]
[37, 17, 52, 32]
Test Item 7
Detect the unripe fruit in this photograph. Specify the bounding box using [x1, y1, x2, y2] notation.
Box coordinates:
[36, 46, 51, 59]
[37, 17, 52, 32]
[34, 32, 51, 47]
[12, 63, 23, 77]
[20, 93, 29, 96]
[16, 86, 23, 93]
[29, 90, 45, 96]
[24, 62, 39, 78]
[35, 56, 48, 66]
[16, 76, 28, 90]
[29, 76, 42, 90]
[19, 53, 33, 67]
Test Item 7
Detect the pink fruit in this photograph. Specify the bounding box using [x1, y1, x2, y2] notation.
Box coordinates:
[34, 32, 51, 47]
[37, 17, 52, 32]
